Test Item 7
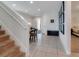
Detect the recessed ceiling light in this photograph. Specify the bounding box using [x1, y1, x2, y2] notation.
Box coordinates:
[25, 10, 28, 13]
[28, 22, 31, 25]
[12, 4, 16, 7]
[30, 1, 34, 4]
[37, 9, 40, 11]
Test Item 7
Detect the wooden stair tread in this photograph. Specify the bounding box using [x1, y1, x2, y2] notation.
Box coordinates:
[18, 52, 25, 57]
[0, 40, 15, 54]
[0, 34, 9, 38]
[0, 26, 1, 29]
[6, 49, 25, 57]
[6, 52, 25, 57]
[0, 46, 19, 56]
[0, 39, 14, 47]
[0, 30, 5, 35]
[0, 34, 9, 42]
[14, 52, 25, 57]
[0, 25, 25, 57]
[6, 48, 20, 57]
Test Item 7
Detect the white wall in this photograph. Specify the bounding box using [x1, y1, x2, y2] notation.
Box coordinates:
[59, 1, 71, 55]
[72, 12, 79, 27]
[40, 14, 47, 34]
[47, 12, 59, 31]
[71, 1, 79, 27]
[40, 2, 61, 35]
[32, 17, 38, 29]
[34, 17, 41, 30]
[16, 11, 33, 25]
[40, 12, 59, 35]
[17, 11, 38, 29]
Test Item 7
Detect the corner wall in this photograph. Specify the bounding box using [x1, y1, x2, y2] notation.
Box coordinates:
[59, 1, 71, 55]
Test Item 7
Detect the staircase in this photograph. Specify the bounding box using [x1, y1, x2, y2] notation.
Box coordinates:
[0, 26, 25, 57]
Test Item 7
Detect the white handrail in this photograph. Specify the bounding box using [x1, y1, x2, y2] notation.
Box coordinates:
[0, 2, 28, 29]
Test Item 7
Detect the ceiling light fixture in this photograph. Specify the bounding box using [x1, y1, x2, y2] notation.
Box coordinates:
[37, 9, 40, 11]
[12, 4, 16, 7]
[30, 1, 34, 4]
[28, 22, 31, 25]
[25, 10, 28, 13]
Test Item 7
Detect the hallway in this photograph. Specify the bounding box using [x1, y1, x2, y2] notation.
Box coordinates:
[29, 34, 66, 57]
[0, 1, 72, 57]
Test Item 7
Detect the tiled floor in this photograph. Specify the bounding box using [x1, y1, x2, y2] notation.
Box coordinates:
[29, 34, 79, 57]
[29, 34, 66, 57]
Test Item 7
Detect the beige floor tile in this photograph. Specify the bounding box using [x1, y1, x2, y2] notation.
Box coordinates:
[29, 34, 65, 57]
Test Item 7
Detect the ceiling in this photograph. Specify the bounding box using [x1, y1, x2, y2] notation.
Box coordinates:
[3, 1, 61, 17]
